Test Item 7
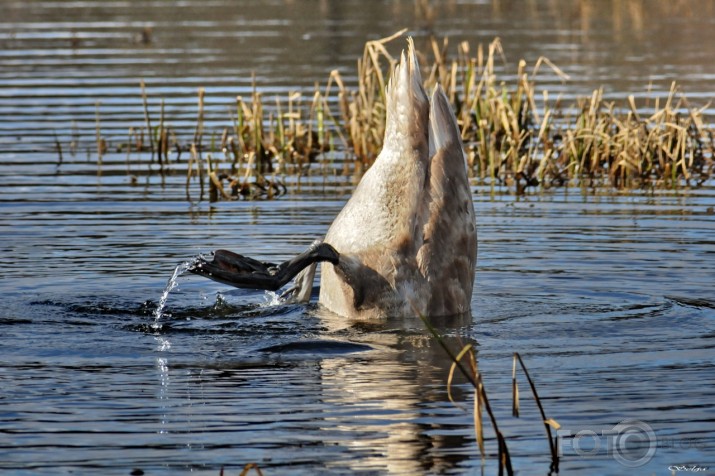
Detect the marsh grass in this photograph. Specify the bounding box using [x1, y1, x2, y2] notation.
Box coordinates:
[420, 313, 560, 474]
[423, 37, 713, 194]
[90, 32, 713, 200]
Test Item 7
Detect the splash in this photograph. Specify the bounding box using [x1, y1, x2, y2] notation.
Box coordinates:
[152, 257, 200, 328]
[260, 291, 284, 308]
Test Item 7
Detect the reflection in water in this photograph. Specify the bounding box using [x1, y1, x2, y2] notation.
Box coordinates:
[296, 311, 475, 473]
[146, 307, 479, 474]
[320, 357, 426, 474]
[155, 336, 172, 435]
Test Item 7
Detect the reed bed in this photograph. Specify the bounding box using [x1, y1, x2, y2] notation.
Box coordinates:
[89, 32, 714, 200]
[430, 38, 714, 194]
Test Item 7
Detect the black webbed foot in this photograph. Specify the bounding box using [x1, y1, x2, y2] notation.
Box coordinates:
[189, 241, 339, 292]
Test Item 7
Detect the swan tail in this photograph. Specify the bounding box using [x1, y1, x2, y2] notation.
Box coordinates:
[428, 84, 463, 156]
[418, 84, 477, 315]
[384, 37, 429, 151]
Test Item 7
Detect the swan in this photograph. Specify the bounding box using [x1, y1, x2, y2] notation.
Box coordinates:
[191, 38, 477, 319]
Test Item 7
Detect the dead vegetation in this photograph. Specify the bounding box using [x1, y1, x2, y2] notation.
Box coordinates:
[82, 31, 713, 200]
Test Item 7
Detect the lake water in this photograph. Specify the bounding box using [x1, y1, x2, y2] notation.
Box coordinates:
[1, 1, 715, 474]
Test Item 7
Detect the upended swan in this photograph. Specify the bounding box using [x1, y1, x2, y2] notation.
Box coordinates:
[190, 39, 477, 319]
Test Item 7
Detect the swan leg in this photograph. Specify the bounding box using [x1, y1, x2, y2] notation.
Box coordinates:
[279, 262, 318, 303]
[189, 241, 339, 293]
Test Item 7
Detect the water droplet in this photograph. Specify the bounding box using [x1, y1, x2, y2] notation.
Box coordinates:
[153, 256, 200, 323]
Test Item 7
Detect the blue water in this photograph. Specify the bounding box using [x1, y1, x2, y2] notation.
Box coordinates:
[2, 0, 715, 474]
[2, 188, 714, 474]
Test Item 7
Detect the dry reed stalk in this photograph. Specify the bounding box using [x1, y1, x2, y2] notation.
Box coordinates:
[238, 463, 263, 476]
[194, 87, 205, 152]
[512, 353, 560, 473]
[206, 153, 230, 202]
[126, 127, 133, 177]
[139, 80, 155, 159]
[418, 307, 565, 474]
[273, 96, 286, 173]
[70, 120, 79, 157]
[95, 101, 103, 177]
[158, 98, 166, 176]
[419, 314, 513, 475]
[186, 142, 204, 201]
[54, 130, 63, 171]
[84, 32, 713, 198]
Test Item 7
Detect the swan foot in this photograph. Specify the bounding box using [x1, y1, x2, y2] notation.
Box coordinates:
[189, 241, 339, 293]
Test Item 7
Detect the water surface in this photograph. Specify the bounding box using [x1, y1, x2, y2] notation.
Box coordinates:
[1, 1, 715, 474]
[2, 187, 714, 474]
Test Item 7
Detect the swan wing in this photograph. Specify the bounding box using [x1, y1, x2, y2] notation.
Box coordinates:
[418, 84, 477, 315]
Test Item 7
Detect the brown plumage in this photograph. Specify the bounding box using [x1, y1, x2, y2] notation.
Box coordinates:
[191, 38, 476, 319]
[318, 38, 476, 318]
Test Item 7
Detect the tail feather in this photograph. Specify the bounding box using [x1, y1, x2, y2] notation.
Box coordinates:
[428, 84, 464, 161]
[384, 38, 429, 143]
[407, 37, 422, 90]
[418, 82, 477, 315]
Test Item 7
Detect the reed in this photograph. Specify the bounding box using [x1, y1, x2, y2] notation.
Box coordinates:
[139, 80, 155, 159]
[218, 463, 263, 476]
[239, 463, 263, 476]
[419, 314, 513, 474]
[95, 101, 105, 177]
[102, 33, 713, 200]
[54, 130, 63, 171]
[420, 312, 560, 474]
[512, 352, 560, 473]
